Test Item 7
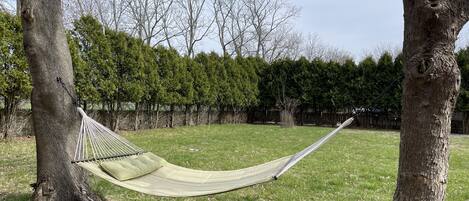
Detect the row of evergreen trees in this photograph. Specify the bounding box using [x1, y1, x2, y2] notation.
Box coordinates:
[3, 12, 469, 133]
[68, 16, 264, 129]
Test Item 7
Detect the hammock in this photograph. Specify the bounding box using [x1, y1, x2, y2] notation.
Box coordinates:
[73, 107, 354, 197]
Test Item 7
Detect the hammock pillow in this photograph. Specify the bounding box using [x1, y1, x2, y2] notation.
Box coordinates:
[100, 153, 165, 181]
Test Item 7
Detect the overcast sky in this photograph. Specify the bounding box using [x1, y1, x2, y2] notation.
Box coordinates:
[200, 0, 469, 60]
[292, 0, 405, 59]
[293, 0, 469, 59]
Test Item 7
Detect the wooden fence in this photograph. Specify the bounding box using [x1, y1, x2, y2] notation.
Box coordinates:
[4, 108, 468, 137]
[248, 110, 466, 134]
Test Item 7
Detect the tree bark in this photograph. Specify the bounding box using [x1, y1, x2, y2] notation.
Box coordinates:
[394, 1, 469, 200]
[20, 0, 101, 200]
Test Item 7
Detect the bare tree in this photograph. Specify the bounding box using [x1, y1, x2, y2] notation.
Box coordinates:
[16, 0, 20, 16]
[303, 33, 327, 60]
[158, 2, 184, 49]
[322, 47, 353, 64]
[394, 0, 469, 200]
[127, 0, 175, 45]
[301, 33, 353, 64]
[176, 0, 214, 58]
[226, 0, 251, 57]
[362, 43, 402, 61]
[212, 0, 235, 55]
[20, 0, 101, 200]
[265, 27, 302, 61]
[63, 0, 95, 25]
[96, 0, 128, 31]
[0, 0, 16, 13]
[63, 0, 128, 31]
[243, 0, 298, 59]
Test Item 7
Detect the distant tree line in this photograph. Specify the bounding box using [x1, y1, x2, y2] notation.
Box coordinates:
[4, 12, 469, 135]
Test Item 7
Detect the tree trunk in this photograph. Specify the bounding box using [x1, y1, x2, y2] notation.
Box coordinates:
[170, 104, 174, 128]
[299, 106, 304, 126]
[207, 105, 212, 125]
[279, 109, 295, 128]
[394, 1, 469, 200]
[463, 111, 469, 134]
[20, 0, 101, 200]
[155, 104, 160, 128]
[184, 104, 192, 126]
[196, 104, 201, 125]
[2, 99, 17, 139]
[218, 105, 224, 124]
[16, 0, 21, 17]
[134, 102, 139, 131]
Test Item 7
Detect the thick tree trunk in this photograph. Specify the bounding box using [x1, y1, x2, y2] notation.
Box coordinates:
[394, 1, 468, 200]
[20, 0, 101, 200]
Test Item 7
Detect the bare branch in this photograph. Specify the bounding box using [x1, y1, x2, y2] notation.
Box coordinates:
[175, 0, 214, 58]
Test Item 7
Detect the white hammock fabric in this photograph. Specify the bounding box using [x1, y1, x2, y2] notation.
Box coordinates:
[73, 107, 354, 197]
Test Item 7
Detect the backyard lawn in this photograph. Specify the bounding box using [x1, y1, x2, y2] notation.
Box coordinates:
[1, 124, 468, 201]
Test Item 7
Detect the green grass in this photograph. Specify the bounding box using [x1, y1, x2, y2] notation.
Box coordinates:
[1, 124, 469, 201]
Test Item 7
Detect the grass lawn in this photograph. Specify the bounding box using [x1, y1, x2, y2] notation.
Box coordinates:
[1, 124, 469, 201]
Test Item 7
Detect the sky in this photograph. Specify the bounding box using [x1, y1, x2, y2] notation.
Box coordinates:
[289, 0, 469, 59]
[197, 0, 469, 60]
[292, 0, 404, 59]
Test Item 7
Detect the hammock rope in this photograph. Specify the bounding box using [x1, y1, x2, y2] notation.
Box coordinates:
[72, 108, 144, 163]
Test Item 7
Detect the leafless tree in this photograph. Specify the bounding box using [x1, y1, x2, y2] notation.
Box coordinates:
[301, 33, 353, 64]
[96, 0, 128, 31]
[175, 0, 214, 58]
[362, 43, 402, 61]
[0, 0, 16, 14]
[243, 0, 298, 59]
[322, 47, 353, 64]
[63, 0, 128, 31]
[303, 33, 327, 60]
[226, 0, 252, 57]
[212, 0, 235, 55]
[127, 0, 176, 45]
[265, 27, 302, 61]
[161, 6, 180, 48]
[63, 0, 95, 25]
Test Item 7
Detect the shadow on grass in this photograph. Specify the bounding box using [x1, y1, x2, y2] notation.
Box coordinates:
[0, 193, 30, 201]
